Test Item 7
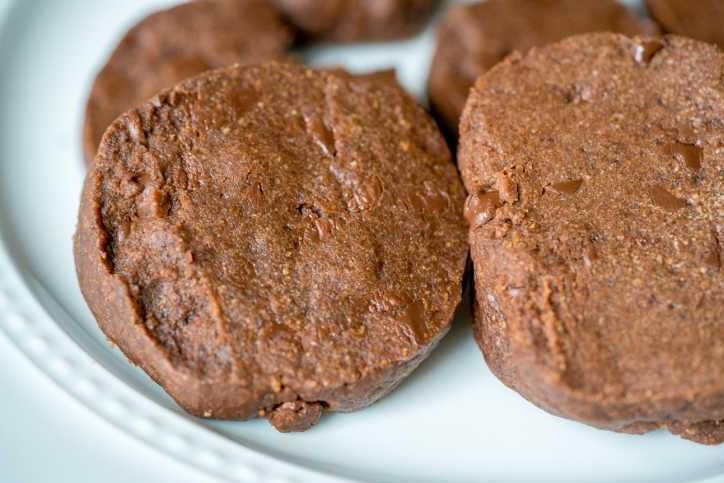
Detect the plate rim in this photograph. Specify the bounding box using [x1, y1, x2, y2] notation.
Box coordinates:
[0, 3, 358, 480]
[0, 219, 370, 483]
[0, 210, 363, 483]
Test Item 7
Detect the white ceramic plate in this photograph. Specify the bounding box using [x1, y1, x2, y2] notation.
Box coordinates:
[1, 1, 723, 482]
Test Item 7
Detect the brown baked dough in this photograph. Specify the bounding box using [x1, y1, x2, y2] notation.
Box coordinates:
[328, 68, 399, 86]
[428, 0, 654, 140]
[83, 0, 292, 164]
[459, 33, 724, 444]
[75, 62, 467, 432]
[272, 0, 437, 43]
[647, 0, 724, 49]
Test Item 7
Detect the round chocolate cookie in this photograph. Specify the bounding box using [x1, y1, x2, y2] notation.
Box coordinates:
[83, 0, 292, 165]
[647, 0, 724, 49]
[75, 62, 467, 432]
[459, 33, 724, 444]
[428, 0, 654, 140]
[272, 0, 436, 43]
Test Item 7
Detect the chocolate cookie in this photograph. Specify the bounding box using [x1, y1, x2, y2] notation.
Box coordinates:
[328, 67, 399, 86]
[272, 0, 436, 43]
[83, 0, 292, 164]
[428, 0, 654, 140]
[459, 33, 724, 444]
[75, 62, 467, 432]
[647, 0, 724, 49]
